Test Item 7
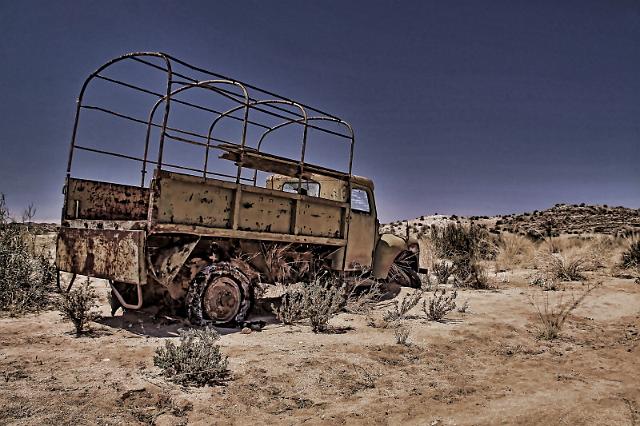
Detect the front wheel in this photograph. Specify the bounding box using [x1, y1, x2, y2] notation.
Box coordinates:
[388, 250, 422, 288]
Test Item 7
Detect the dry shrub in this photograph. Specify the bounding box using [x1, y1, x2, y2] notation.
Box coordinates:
[540, 236, 584, 254]
[529, 272, 562, 291]
[351, 365, 377, 391]
[495, 233, 535, 271]
[271, 274, 347, 332]
[452, 255, 491, 289]
[536, 252, 588, 281]
[394, 323, 411, 345]
[432, 261, 453, 284]
[535, 236, 610, 280]
[540, 236, 606, 266]
[345, 279, 383, 315]
[622, 240, 640, 269]
[429, 223, 494, 289]
[430, 223, 497, 260]
[586, 235, 624, 269]
[59, 278, 99, 336]
[260, 243, 314, 283]
[383, 289, 423, 322]
[272, 287, 305, 325]
[0, 195, 55, 314]
[154, 327, 229, 387]
[304, 276, 347, 333]
[423, 288, 457, 321]
[528, 282, 601, 340]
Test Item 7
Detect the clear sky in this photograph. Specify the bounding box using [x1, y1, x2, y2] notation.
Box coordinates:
[0, 0, 638, 222]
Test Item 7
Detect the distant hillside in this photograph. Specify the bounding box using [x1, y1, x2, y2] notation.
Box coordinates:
[382, 204, 640, 239]
[491, 204, 640, 238]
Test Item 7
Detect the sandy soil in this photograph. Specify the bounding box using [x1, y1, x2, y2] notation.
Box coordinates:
[1, 271, 639, 425]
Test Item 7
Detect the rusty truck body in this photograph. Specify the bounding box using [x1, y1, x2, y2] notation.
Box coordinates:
[56, 52, 422, 324]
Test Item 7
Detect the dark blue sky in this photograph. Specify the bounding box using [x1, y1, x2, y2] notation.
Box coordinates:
[1, 0, 638, 222]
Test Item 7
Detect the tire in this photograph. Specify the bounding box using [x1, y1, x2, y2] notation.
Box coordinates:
[186, 262, 252, 326]
[388, 250, 422, 289]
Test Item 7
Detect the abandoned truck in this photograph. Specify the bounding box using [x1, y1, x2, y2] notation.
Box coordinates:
[56, 52, 422, 325]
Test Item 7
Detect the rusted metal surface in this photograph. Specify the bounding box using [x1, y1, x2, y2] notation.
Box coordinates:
[147, 236, 199, 290]
[64, 178, 149, 221]
[202, 276, 241, 322]
[109, 280, 143, 309]
[151, 170, 349, 242]
[372, 233, 410, 280]
[57, 227, 146, 284]
[154, 173, 235, 228]
[150, 223, 346, 247]
[266, 173, 349, 203]
[219, 144, 351, 182]
[345, 185, 377, 269]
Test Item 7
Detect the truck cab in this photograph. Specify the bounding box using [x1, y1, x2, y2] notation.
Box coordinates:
[266, 173, 380, 271]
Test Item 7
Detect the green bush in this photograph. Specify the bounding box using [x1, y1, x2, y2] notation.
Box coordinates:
[154, 327, 229, 387]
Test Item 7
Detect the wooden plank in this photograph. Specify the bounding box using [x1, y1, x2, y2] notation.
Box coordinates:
[216, 144, 351, 181]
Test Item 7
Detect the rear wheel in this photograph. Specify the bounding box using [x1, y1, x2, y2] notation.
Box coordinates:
[186, 262, 252, 325]
[202, 276, 242, 323]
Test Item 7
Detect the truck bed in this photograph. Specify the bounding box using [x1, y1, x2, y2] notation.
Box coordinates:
[57, 170, 349, 284]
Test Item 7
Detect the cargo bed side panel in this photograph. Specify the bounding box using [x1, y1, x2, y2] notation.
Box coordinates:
[56, 228, 146, 284]
[65, 178, 149, 221]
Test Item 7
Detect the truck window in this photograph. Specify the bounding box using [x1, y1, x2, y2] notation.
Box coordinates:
[351, 188, 370, 213]
[282, 181, 320, 197]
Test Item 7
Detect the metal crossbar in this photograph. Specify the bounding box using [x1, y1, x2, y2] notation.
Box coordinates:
[65, 51, 355, 189]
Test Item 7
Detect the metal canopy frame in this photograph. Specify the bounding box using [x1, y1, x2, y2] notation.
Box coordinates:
[66, 51, 356, 190]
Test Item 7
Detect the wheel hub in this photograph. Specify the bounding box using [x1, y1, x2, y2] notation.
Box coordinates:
[202, 277, 241, 322]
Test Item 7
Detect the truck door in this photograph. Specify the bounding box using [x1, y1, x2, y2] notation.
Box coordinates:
[344, 186, 377, 270]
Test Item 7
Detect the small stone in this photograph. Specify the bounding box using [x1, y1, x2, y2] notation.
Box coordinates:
[241, 327, 252, 334]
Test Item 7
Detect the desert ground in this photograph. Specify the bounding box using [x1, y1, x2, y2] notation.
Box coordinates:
[1, 213, 640, 425]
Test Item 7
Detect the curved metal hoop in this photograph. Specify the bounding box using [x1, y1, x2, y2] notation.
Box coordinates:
[66, 52, 173, 177]
[251, 117, 355, 185]
[142, 80, 249, 184]
[65, 51, 356, 191]
[206, 100, 308, 183]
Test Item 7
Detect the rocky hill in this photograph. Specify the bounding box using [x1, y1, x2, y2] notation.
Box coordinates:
[491, 204, 640, 238]
[383, 204, 640, 239]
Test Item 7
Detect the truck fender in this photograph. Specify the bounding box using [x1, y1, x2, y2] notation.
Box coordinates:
[372, 233, 419, 279]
